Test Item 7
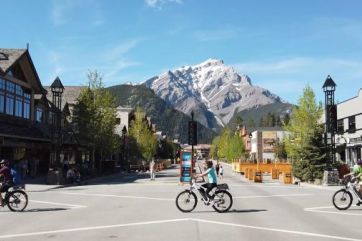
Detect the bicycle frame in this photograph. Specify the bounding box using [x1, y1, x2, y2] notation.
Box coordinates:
[345, 181, 362, 202]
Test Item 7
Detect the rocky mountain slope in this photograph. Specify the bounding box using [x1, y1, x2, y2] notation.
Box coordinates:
[107, 85, 216, 143]
[143, 59, 284, 131]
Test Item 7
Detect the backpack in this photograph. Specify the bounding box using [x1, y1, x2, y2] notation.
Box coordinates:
[10, 168, 22, 185]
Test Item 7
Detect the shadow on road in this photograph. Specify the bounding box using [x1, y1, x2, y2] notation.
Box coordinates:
[192, 209, 267, 214]
[229, 209, 268, 213]
[25, 208, 68, 212]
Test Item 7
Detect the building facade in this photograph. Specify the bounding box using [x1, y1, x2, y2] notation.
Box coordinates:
[335, 89, 362, 166]
[250, 127, 287, 163]
[0, 48, 53, 174]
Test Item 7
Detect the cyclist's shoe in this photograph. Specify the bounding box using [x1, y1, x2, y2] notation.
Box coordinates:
[357, 201, 362, 206]
[0, 202, 4, 207]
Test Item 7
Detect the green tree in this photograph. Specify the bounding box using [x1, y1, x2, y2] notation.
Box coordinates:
[283, 86, 326, 181]
[212, 128, 245, 163]
[74, 70, 118, 172]
[129, 107, 157, 162]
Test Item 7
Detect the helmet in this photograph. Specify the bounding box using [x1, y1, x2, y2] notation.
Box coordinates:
[0, 159, 9, 165]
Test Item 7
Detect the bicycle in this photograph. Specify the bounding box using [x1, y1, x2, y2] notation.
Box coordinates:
[175, 177, 233, 213]
[1, 184, 28, 212]
[332, 176, 362, 210]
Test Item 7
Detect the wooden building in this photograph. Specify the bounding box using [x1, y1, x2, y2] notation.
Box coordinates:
[0, 48, 52, 174]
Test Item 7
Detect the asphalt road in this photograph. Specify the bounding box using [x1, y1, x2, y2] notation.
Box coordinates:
[0, 163, 361, 241]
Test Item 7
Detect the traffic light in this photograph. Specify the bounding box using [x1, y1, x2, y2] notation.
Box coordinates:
[188, 121, 197, 145]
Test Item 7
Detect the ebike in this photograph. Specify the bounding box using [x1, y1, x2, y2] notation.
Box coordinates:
[332, 176, 362, 210]
[175, 177, 233, 213]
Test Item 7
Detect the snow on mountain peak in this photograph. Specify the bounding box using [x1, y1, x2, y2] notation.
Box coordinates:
[143, 58, 283, 129]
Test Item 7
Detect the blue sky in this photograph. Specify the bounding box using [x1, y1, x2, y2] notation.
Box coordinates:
[2, 0, 362, 104]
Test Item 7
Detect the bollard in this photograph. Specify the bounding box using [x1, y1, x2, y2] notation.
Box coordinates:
[283, 172, 292, 184]
[271, 169, 279, 179]
[254, 171, 262, 183]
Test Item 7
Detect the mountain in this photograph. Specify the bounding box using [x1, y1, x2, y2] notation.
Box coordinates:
[143, 58, 285, 131]
[107, 85, 216, 143]
[228, 102, 294, 130]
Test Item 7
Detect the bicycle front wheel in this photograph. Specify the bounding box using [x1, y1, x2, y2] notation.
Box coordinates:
[175, 190, 197, 212]
[6, 190, 28, 212]
[332, 189, 352, 210]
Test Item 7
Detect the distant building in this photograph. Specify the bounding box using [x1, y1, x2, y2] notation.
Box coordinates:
[249, 127, 288, 163]
[115, 106, 133, 136]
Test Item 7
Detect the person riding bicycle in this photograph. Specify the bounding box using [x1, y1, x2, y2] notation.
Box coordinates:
[0, 159, 13, 206]
[195, 160, 217, 204]
[344, 159, 362, 203]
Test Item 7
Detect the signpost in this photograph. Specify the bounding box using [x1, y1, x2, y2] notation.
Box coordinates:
[180, 151, 193, 183]
[180, 110, 198, 183]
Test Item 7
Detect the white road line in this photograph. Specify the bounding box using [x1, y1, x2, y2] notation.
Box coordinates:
[0, 218, 190, 239]
[1, 218, 361, 241]
[234, 194, 313, 199]
[305, 205, 362, 216]
[230, 184, 300, 189]
[29, 200, 87, 209]
[58, 192, 174, 201]
[193, 218, 362, 241]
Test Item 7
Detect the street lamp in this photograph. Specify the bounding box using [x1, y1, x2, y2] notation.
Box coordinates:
[322, 75, 337, 168]
[121, 126, 127, 171]
[50, 76, 64, 167]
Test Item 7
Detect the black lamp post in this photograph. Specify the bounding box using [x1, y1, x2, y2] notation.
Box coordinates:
[50, 76, 64, 167]
[121, 126, 127, 171]
[322, 75, 337, 168]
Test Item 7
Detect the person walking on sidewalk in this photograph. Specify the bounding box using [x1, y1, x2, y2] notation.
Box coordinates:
[150, 157, 156, 181]
[219, 165, 224, 180]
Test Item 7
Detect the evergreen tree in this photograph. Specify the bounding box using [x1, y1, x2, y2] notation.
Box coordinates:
[284, 86, 326, 181]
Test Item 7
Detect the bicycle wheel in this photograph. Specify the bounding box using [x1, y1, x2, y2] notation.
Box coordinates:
[176, 190, 197, 212]
[6, 190, 28, 212]
[332, 189, 352, 210]
[212, 190, 233, 213]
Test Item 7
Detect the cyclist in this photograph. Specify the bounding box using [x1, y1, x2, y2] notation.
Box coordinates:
[0, 159, 13, 206]
[344, 159, 362, 204]
[196, 160, 217, 204]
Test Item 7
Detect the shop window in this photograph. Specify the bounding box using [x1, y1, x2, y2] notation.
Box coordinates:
[6, 94, 14, 115]
[348, 116, 356, 132]
[15, 96, 23, 117]
[36, 107, 44, 123]
[337, 119, 344, 134]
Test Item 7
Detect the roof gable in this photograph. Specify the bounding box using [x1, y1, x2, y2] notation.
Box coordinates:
[0, 48, 46, 94]
[0, 48, 26, 73]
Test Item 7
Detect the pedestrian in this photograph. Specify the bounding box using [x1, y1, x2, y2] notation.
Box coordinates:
[219, 165, 223, 180]
[30, 157, 39, 178]
[215, 162, 220, 176]
[63, 158, 69, 177]
[66, 167, 75, 184]
[21, 158, 28, 179]
[150, 157, 156, 181]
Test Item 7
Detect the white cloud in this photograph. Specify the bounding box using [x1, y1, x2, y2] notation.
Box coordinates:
[104, 39, 141, 62]
[50, 0, 105, 26]
[145, 0, 183, 9]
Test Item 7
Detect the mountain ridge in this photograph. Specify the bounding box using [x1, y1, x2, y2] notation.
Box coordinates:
[143, 58, 286, 130]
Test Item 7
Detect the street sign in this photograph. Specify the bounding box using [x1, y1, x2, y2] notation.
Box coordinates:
[180, 151, 193, 183]
[188, 121, 197, 145]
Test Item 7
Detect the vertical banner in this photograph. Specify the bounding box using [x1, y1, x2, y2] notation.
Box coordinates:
[180, 151, 193, 183]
